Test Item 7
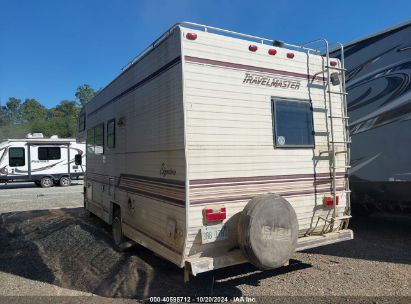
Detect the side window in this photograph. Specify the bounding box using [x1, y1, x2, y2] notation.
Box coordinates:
[78, 113, 86, 132]
[9, 147, 25, 167]
[87, 128, 95, 154]
[107, 119, 115, 149]
[272, 98, 314, 147]
[38, 147, 61, 160]
[94, 124, 104, 155]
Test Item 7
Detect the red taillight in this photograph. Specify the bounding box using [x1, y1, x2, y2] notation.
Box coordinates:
[287, 52, 295, 59]
[186, 32, 197, 40]
[204, 207, 226, 223]
[268, 49, 277, 55]
[323, 195, 339, 208]
[330, 60, 337, 66]
[249, 45, 258, 52]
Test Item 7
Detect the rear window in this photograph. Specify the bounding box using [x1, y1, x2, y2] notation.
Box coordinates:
[272, 98, 314, 147]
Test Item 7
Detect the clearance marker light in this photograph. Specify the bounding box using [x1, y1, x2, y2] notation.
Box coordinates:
[249, 45, 258, 52]
[323, 195, 339, 208]
[204, 207, 226, 223]
[330, 60, 338, 66]
[287, 52, 295, 59]
[268, 49, 277, 55]
[186, 33, 197, 40]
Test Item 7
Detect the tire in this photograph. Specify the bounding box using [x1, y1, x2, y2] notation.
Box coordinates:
[59, 176, 71, 187]
[40, 177, 53, 188]
[238, 193, 298, 270]
[34, 181, 41, 187]
[112, 207, 127, 251]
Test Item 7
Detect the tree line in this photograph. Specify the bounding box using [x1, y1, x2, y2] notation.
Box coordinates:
[0, 84, 97, 139]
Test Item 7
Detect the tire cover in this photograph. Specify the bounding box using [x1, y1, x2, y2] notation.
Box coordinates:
[237, 194, 298, 269]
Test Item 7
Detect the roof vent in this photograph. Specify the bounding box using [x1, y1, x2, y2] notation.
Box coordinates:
[26, 133, 44, 139]
[273, 40, 285, 47]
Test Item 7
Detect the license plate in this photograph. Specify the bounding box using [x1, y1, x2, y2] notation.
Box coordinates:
[201, 225, 228, 244]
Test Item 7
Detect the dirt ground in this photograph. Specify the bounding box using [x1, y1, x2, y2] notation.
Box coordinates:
[0, 183, 410, 302]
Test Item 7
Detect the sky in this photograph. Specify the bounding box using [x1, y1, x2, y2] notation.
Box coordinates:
[0, 0, 410, 108]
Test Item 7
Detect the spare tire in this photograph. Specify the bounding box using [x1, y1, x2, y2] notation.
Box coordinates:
[237, 193, 298, 270]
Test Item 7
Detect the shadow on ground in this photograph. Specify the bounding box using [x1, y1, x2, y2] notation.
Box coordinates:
[0, 207, 310, 299]
[0, 208, 409, 299]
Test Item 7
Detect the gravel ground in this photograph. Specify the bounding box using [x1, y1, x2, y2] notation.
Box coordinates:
[0, 185, 410, 302]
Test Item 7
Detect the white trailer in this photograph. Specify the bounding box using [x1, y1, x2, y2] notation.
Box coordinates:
[0, 133, 85, 187]
[78, 22, 353, 279]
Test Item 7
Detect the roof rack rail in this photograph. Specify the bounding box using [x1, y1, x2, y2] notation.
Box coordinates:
[121, 21, 322, 73]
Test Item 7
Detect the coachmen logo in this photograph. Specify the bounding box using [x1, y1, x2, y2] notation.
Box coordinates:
[160, 163, 176, 177]
[243, 73, 301, 90]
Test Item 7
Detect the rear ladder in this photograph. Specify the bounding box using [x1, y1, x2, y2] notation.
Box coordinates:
[301, 39, 352, 232]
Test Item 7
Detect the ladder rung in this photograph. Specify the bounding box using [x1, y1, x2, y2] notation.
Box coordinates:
[327, 90, 348, 95]
[332, 215, 352, 221]
[330, 141, 351, 144]
[312, 107, 328, 113]
[320, 150, 349, 155]
[325, 65, 347, 71]
[329, 115, 349, 119]
[332, 165, 351, 169]
[314, 131, 329, 136]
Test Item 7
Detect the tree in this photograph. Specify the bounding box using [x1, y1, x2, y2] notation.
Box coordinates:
[40, 100, 80, 138]
[5, 97, 22, 123]
[0, 106, 10, 126]
[75, 84, 97, 107]
[21, 98, 47, 123]
[54, 100, 79, 117]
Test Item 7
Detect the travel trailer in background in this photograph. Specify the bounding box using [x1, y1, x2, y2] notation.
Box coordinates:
[331, 21, 411, 214]
[78, 22, 352, 279]
[0, 133, 85, 187]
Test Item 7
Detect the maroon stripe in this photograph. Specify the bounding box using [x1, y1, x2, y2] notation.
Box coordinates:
[119, 185, 185, 207]
[190, 172, 345, 186]
[190, 187, 345, 205]
[185, 55, 326, 82]
[190, 175, 344, 189]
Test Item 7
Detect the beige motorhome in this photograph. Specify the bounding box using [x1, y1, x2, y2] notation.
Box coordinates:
[77, 22, 353, 279]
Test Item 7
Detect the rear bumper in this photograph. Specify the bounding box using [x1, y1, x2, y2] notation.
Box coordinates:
[296, 229, 353, 251]
[186, 229, 353, 276]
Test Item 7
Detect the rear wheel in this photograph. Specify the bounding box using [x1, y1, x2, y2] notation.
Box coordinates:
[40, 177, 53, 188]
[34, 181, 41, 187]
[59, 176, 71, 187]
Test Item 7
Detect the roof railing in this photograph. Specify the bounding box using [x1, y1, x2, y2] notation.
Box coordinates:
[120, 21, 324, 73]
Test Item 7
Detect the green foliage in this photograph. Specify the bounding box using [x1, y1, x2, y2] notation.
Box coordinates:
[75, 84, 97, 107]
[6, 97, 23, 123]
[0, 124, 30, 139]
[21, 98, 47, 122]
[0, 97, 22, 125]
[0, 85, 97, 139]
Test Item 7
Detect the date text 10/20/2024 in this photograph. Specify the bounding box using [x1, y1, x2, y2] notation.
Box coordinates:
[148, 296, 256, 303]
